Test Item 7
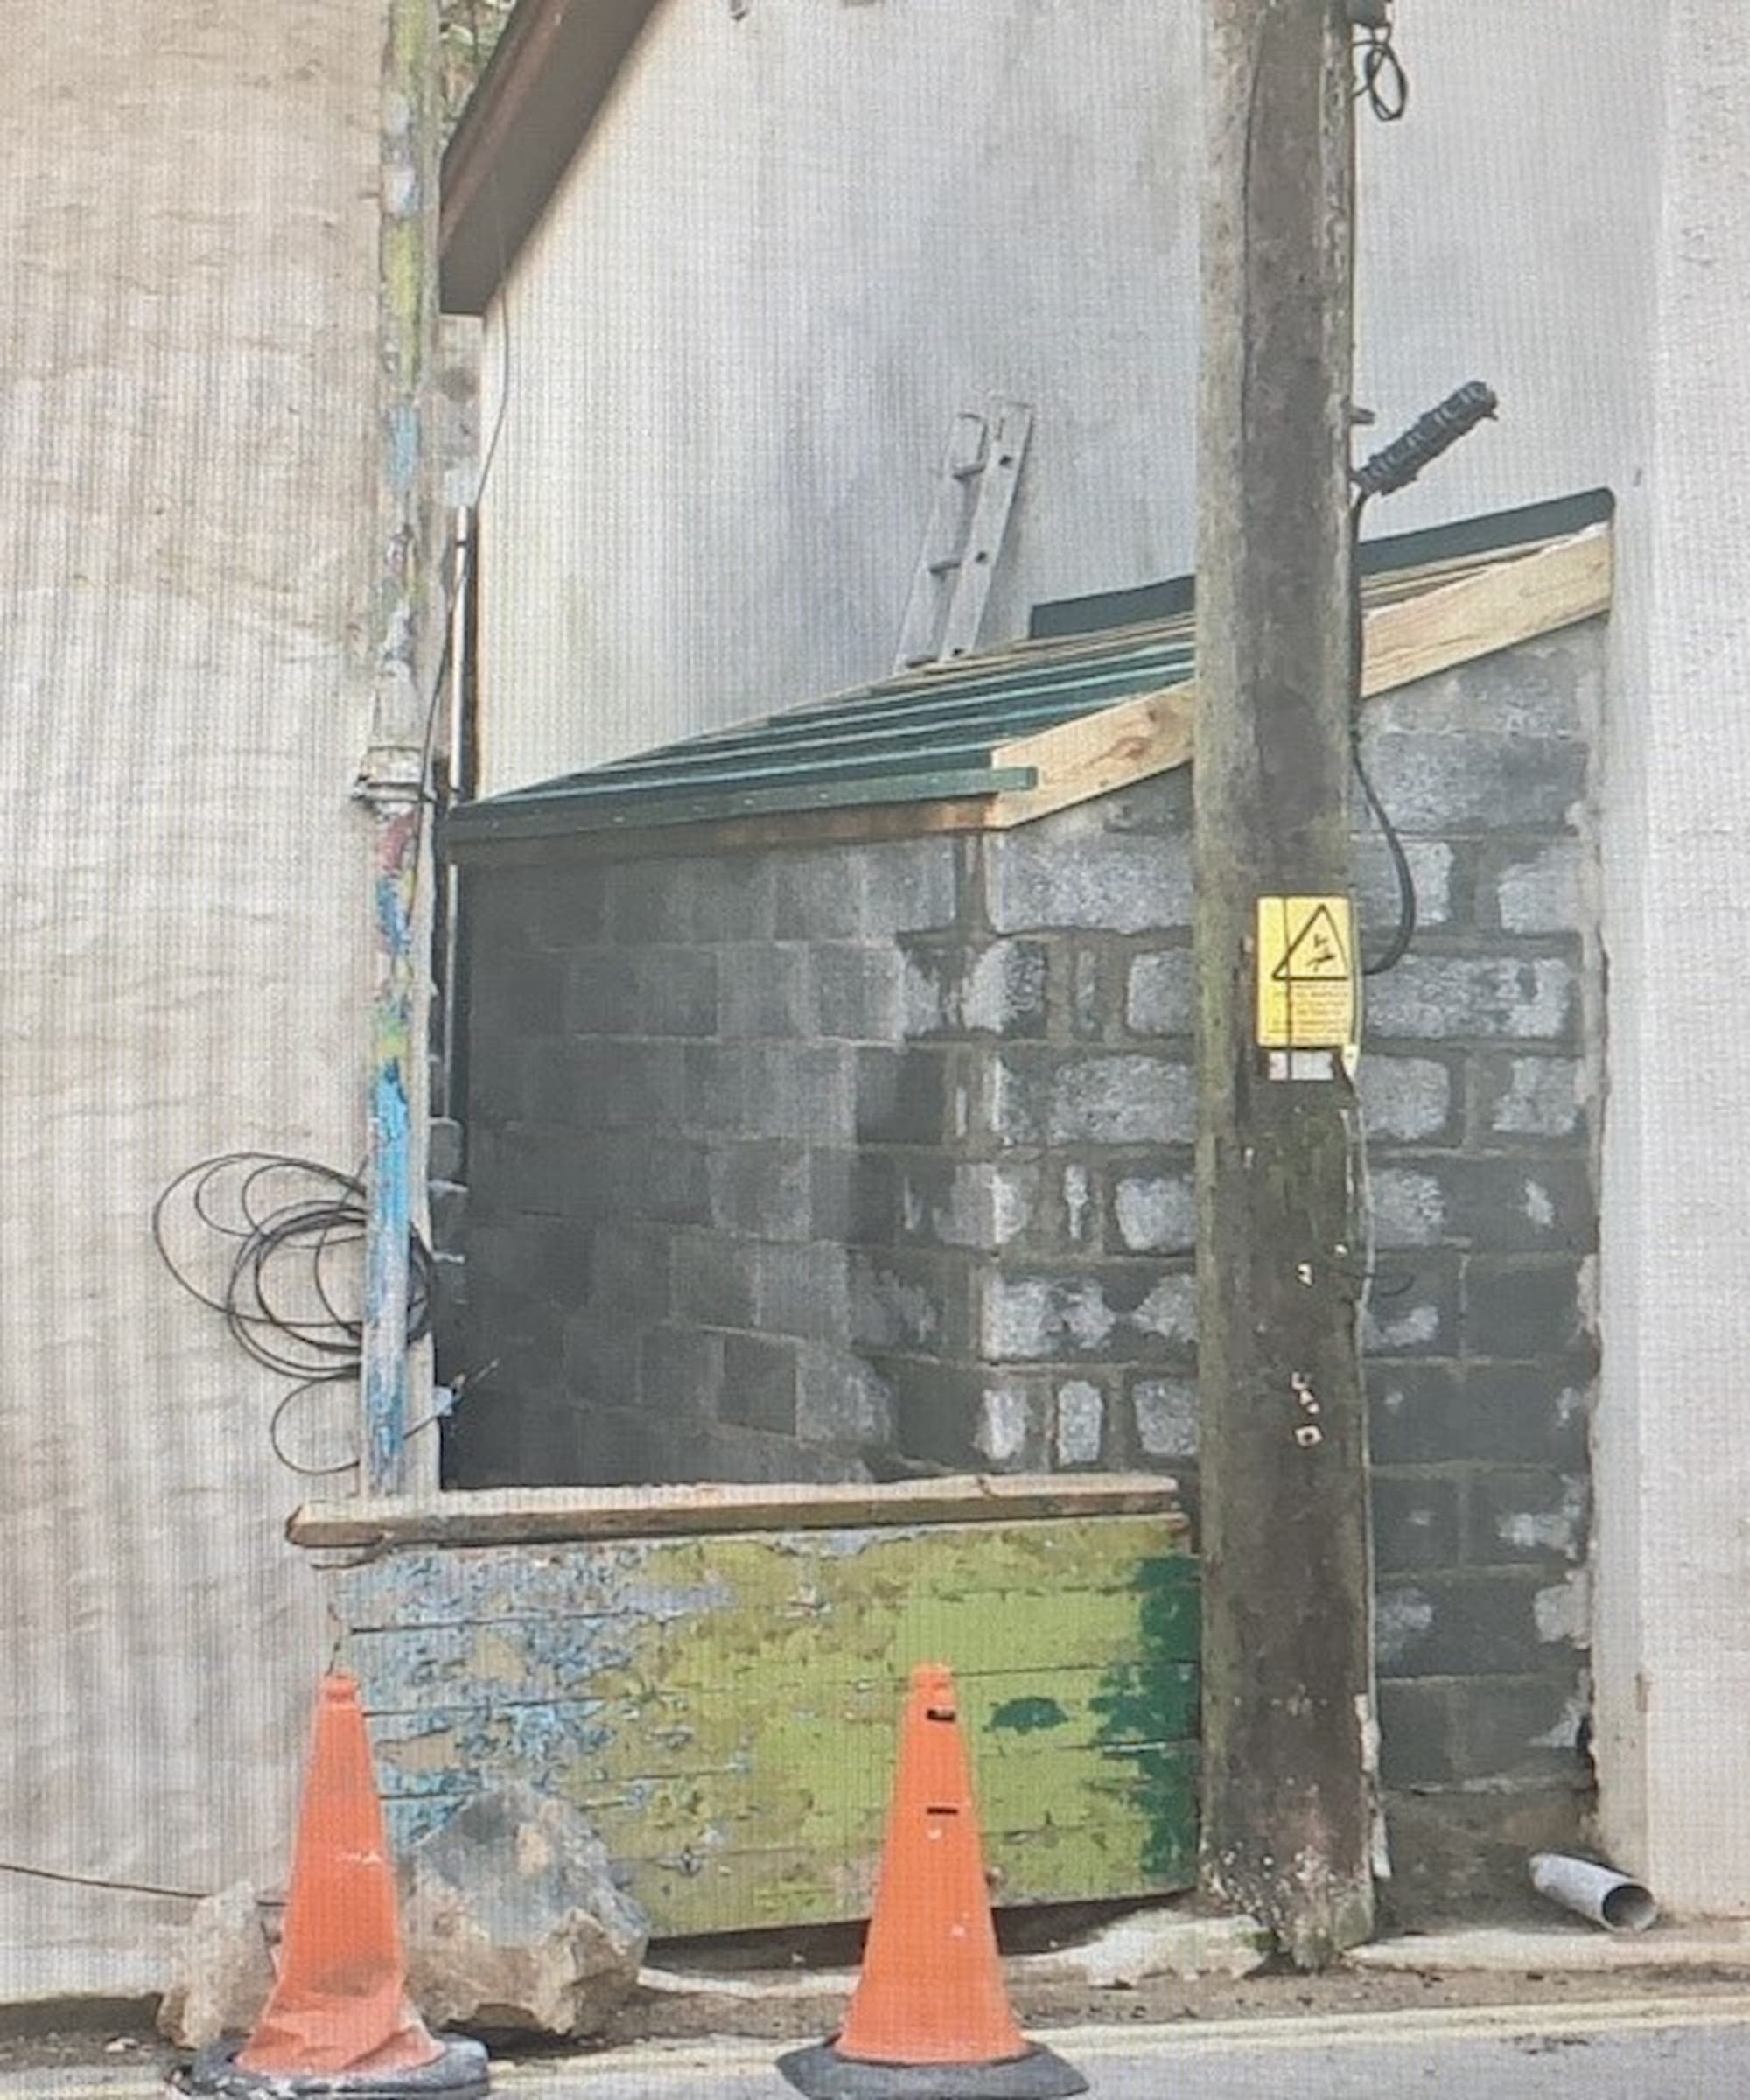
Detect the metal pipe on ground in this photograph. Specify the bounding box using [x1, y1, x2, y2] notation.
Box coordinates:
[1529, 1852, 1658, 1932]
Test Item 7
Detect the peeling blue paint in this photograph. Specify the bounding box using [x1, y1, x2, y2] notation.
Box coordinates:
[351, 1613, 646, 1712]
[339, 1543, 706, 1628]
[375, 872, 410, 955]
[363, 1063, 411, 1488]
[384, 402, 421, 501]
[372, 1700, 616, 1798]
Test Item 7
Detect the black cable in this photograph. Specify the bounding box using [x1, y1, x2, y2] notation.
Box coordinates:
[1347, 383, 1501, 976]
[1353, 382, 1498, 504]
[1349, 496, 1417, 977]
[0, 1858, 218, 1903]
[1352, 2, 1408, 122]
[152, 1154, 435, 1478]
[402, 164, 513, 932]
[473, 165, 514, 517]
[1355, 32, 1408, 122]
[269, 1377, 365, 1480]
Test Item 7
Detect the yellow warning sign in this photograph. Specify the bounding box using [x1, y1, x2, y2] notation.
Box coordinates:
[1256, 895, 1358, 1053]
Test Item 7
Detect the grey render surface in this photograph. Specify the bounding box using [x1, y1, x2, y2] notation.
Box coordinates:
[444, 620, 1603, 1906]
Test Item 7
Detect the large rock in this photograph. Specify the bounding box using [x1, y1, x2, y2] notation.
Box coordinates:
[400, 1786, 648, 2037]
[157, 1882, 276, 2048]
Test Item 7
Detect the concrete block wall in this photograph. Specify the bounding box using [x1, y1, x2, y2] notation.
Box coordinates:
[1355, 623, 1603, 1907]
[450, 618, 1602, 1886]
[447, 836, 978, 1486]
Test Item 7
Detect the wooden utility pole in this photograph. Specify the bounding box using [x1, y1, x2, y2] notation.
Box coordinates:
[1194, 0, 1376, 1965]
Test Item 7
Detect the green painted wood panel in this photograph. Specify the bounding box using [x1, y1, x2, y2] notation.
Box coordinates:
[326, 1515, 1200, 1935]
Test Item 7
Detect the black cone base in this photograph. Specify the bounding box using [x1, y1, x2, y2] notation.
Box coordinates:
[172, 2034, 491, 2098]
[776, 2038, 1088, 2099]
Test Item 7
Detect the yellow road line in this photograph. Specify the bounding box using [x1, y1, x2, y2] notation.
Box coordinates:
[1061, 1992, 1750, 2054]
[488, 1992, 1750, 2078]
[24, 1995, 1750, 2098]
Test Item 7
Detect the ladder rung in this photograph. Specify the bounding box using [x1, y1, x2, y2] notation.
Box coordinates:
[892, 400, 1033, 673]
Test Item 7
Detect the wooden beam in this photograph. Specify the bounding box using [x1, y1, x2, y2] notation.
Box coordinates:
[290, 1470, 1188, 1550]
[442, 794, 1000, 870]
[986, 685, 1197, 827]
[1192, 0, 1375, 1968]
[326, 1517, 1200, 1931]
[1360, 528, 1612, 697]
[440, 0, 662, 316]
[976, 529, 1612, 830]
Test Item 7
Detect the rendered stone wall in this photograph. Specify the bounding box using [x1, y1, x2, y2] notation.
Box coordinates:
[0, 0, 385, 1999]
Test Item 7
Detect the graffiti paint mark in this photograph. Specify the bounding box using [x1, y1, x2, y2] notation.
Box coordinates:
[1091, 1555, 1202, 1883]
[989, 1696, 1069, 1735]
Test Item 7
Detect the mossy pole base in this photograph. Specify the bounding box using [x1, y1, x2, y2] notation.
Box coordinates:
[1192, 0, 1378, 1967]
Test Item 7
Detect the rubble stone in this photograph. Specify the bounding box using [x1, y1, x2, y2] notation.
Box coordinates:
[400, 1786, 648, 2038]
[156, 1882, 274, 2048]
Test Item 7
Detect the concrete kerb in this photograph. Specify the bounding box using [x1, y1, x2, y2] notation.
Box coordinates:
[638, 1914, 1750, 2026]
[1348, 1923, 1750, 1974]
[637, 1908, 1272, 2019]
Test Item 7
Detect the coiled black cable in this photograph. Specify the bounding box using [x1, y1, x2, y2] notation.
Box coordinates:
[151, 1153, 435, 1477]
[1351, 0, 1409, 122]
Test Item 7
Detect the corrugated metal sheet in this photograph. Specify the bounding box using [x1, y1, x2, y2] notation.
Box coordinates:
[443, 491, 1613, 850]
[1028, 486, 1615, 638]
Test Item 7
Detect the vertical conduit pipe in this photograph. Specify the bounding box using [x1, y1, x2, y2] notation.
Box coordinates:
[357, 0, 440, 1496]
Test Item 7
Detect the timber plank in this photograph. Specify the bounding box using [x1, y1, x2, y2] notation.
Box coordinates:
[430, 525, 1615, 868]
[375, 1737, 1186, 1839]
[438, 795, 1002, 869]
[292, 1471, 1187, 1549]
[328, 1514, 1191, 1631]
[375, 1803, 1198, 1934]
[969, 529, 1610, 829]
[362, 1663, 1199, 1793]
[336, 1518, 1195, 1712]
[377, 1742, 1201, 1932]
[1359, 528, 1612, 698]
[331, 1537, 730, 1634]
[987, 686, 1197, 825]
[326, 1508, 1200, 1931]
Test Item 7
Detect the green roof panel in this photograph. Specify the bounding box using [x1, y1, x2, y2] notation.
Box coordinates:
[441, 489, 1611, 854]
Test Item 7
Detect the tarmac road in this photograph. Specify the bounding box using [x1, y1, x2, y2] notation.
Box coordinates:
[13, 1995, 1750, 2099]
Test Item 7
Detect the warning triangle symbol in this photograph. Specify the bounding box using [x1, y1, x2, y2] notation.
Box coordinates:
[1271, 903, 1349, 981]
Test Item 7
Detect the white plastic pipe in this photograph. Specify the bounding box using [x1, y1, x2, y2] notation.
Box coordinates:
[1530, 1852, 1657, 1931]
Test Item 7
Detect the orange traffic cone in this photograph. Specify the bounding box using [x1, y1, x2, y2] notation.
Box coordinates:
[175, 1673, 489, 2097]
[777, 1663, 1086, 2099]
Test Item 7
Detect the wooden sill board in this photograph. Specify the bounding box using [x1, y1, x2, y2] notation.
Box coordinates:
[290, 1470, 1186, 1551]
